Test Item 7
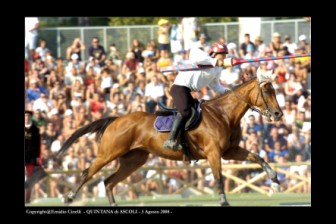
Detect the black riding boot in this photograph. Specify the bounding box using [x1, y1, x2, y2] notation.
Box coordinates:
[163, 113, 184, 151]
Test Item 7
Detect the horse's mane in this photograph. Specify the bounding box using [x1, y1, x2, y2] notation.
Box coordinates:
[204, 77, 257, 103]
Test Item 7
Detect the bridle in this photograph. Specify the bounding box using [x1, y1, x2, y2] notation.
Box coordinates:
[229, 80, 273, 121]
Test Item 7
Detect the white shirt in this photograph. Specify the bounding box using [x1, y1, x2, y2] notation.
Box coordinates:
[145, 82, 165, 99]
[33, 98, 53, 113]
[220, 69, 239, 85]
[283, 42, 298, 54]
[101, 76, 112, 89]
[173, 47, 228, 94]
[25, 17, 39, 37]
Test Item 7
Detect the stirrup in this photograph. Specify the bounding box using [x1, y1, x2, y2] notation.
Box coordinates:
[163, 140, 183, 151]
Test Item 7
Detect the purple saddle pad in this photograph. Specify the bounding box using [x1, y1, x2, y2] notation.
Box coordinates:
[154, 115, 175, 132]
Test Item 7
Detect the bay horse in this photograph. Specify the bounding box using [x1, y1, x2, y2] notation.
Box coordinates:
[59, 74, 283, 206]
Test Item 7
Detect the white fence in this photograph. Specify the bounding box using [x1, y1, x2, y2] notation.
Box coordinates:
[39, 19, 310, 60]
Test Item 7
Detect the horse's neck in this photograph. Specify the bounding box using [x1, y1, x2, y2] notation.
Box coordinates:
[207, 79, 257, 126]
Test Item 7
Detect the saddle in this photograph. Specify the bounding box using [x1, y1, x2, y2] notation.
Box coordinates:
[154, 100, 202, 163]
[154, 100, 202, 132]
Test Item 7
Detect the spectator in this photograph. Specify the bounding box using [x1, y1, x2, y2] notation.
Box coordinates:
[145, 75, 165, 113]
[66, 37, 86, 61]
[227, 42, 240, 60]
[66, 54, 84, 76]
[32, 109, 47, 128]
[35, 39, 50, 62]
[71, 80, 85, 102]
[182, 17, 200, 57]
[242, 114, 262, 139]
[170, 23, 183, 56]
[55, 57, 66, 82]
[287, 125, 306, 161]
[27, 79, 48, 102]
[158, 19, 171, 55]
[294, 46, 310, 85]
[33, 93, 53, 114]
[25, 17, 40, 60]
[50, 134, 65, 154]
[99, 68, 112, 99]
[299, 95, 311, 121]
[265, 127, 287, 152]
[130, 39, 144, 63]
[41, 122, 57, 150]
[48, 108, 62, 134]
[123, 82, 137, 103]
[284, 73, 300, 100]
[254, 36, 267, 57]
[49, 81, 66, 107]
[193, 33, 211, 53]
[64, 67, 84, 88]
[274, 58, 288, 86]
[298, 34, 311, 53]
[25, 110, 43, 203]
[240, 33, 256, 57]
[173, 49, 190, 66]
[268, 141, 288, 163]
[269, 32, 283, 56]
[54, 93, 67, 116]
[31, 55, 48, 83]
[107, 92, 127, 115]
[142, 42, 158, 61]
[88, 93, 107, 120]
[107, 43, 122, 66]
[283, 100, 297, 128]
[157, 49, 173, 71]
[88, 37, 106, 66]
[283, 35, 297, 54]
[105, 59, 119, 83]
[46, 69, 59, 91]
[121, 52, 139, 76]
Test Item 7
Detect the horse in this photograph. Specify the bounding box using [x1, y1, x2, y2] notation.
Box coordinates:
[59, 73, 283, 206]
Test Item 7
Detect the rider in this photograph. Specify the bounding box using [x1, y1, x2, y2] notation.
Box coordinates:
[163, 41, 230, 150]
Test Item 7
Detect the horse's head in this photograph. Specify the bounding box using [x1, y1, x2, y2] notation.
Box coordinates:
[252, 67, 283, 121]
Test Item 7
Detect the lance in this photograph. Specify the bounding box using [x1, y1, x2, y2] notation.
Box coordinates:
[160, 53, 311, 73]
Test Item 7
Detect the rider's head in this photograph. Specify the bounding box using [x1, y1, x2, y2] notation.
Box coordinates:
[208, 41, 228, 59]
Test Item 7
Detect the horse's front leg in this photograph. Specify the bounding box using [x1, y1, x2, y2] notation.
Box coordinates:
[223, 146, 280, 192]
[207, 149, 230, 206]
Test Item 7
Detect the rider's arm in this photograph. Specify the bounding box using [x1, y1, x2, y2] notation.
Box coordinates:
[208, 74, 229, 95]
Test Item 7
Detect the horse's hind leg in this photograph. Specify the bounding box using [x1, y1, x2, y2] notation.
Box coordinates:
[222, 146, 280, 192]
[64, 157, 110, 204]
[104, 150, 149, 206]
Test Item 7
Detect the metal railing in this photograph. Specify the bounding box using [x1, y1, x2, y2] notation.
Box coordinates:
[38, 19, 310, 60]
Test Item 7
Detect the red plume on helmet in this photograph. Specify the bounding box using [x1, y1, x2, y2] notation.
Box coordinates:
[208, 41, 228, 55]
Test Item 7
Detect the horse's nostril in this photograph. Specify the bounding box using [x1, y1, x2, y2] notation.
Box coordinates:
[274, 112, 280, 117]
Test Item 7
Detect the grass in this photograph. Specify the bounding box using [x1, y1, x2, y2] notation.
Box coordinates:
[27, 193, 311, 207]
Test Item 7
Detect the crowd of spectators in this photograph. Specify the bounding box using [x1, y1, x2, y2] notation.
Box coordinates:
[25, 21, 311, 201]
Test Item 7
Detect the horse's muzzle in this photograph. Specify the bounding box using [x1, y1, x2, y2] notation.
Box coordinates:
[270, 109, 283, 121]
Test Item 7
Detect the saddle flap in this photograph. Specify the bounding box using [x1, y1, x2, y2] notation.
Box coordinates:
[154, 100, 202, 132]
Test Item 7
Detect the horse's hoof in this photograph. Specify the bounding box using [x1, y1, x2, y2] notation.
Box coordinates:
[64, 197, 73, 204]
[111, 203, 118, 207]
[221, 201, 230, 207]
[271, 182, 280, 192]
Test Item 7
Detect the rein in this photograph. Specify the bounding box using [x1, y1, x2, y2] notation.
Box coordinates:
[229, 80, 271, 120]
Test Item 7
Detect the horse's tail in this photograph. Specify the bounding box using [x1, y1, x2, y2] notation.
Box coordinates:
[57, 116, 118, 156]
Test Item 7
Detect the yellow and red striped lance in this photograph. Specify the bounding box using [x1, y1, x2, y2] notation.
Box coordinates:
[160, 53, 311, 73]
